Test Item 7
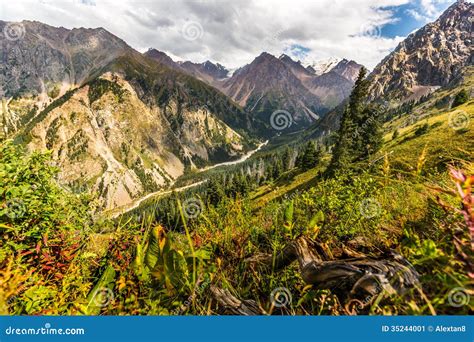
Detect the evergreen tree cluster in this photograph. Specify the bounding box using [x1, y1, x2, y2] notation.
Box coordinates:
[326, 67, 383, 176]
[295, 141, 322, 171]
[384, 94, 431, 122]
[132, 138, 326, 230]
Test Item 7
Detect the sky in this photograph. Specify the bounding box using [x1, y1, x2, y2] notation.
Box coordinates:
[0, 0, 456, 70]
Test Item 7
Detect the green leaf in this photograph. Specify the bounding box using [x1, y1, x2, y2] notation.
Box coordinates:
[284, 200, 294, 225]
[85, 265, 116, 315]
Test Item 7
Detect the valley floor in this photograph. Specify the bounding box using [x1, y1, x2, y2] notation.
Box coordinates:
[105, 140, 269, 218]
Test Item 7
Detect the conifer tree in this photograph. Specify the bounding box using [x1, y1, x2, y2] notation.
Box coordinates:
[282, 147, 292, 171]
[357, 104, 383, 160]
[207, 177, 224, 206]
[300, 141, 320, 171]
[273, 158, 283, 179]
[326, 67, 378, 176]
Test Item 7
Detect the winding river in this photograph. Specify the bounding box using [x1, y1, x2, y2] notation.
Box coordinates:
[107, 140, 268, 218]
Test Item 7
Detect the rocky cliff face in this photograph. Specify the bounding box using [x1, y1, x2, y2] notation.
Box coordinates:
[0, 20, 130, 98]
[219, 53, 363, 130]
[0, 20, 132, 137]
[331, 59, 363, 83]
[17, 72, 245, 210]
[278, 54, 314, 79]
[368, 0, 473, 101]
[220, 52, 323, 129]
[304, 71, 355, 110]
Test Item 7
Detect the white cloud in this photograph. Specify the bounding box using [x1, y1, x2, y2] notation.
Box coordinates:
[1, 0, 427, 69]
[406, 8, 427, 21]
[419, 0, 453, 19]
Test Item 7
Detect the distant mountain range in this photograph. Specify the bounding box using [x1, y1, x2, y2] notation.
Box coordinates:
[0, 19, 364, 136]
[143, 48, 229, 88]
[146, 48, 363, 130]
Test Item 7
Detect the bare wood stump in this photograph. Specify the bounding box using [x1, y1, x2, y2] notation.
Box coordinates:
[242, 236, 420, 312]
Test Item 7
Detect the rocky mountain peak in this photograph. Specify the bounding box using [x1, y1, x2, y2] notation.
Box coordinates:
[368, 0, 473, 101]
[331, 59, 363, 82]
[438, 0, 471, 23]
[278, 54, 310, 76]
[0, 20, 131, 98]
[254, 51, 278, 64]
[307, 57, 342, 76]
[279, 54, 301, 64]
[144, 48, 177, 69]
[201, 60, 229, 79]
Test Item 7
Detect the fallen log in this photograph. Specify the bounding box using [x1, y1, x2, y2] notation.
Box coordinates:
[210, 285, 263, 315]
[212, 236, 420, 314]
[245, 236, 420, 309]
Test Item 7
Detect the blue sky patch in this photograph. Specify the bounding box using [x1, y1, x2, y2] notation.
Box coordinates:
[285, 44, 311, 60]
[380, 1, 453, 38]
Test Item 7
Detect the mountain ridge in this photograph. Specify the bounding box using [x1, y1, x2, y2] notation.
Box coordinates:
[144, 49, 363, 130]
[368, 0, 473, 101]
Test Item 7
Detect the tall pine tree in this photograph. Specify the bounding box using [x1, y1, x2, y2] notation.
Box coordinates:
[357, 104, 383, 160]
[326, 67, 381, 176]
[298, 141, 321, 171]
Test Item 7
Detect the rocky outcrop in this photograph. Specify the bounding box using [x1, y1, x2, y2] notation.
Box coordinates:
[0, 20, 131, 99]
[368, 0, 473, 101]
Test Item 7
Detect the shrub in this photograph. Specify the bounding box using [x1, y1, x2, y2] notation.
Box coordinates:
[451, 89, 469, 108]
[414, 123, 429, 136]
